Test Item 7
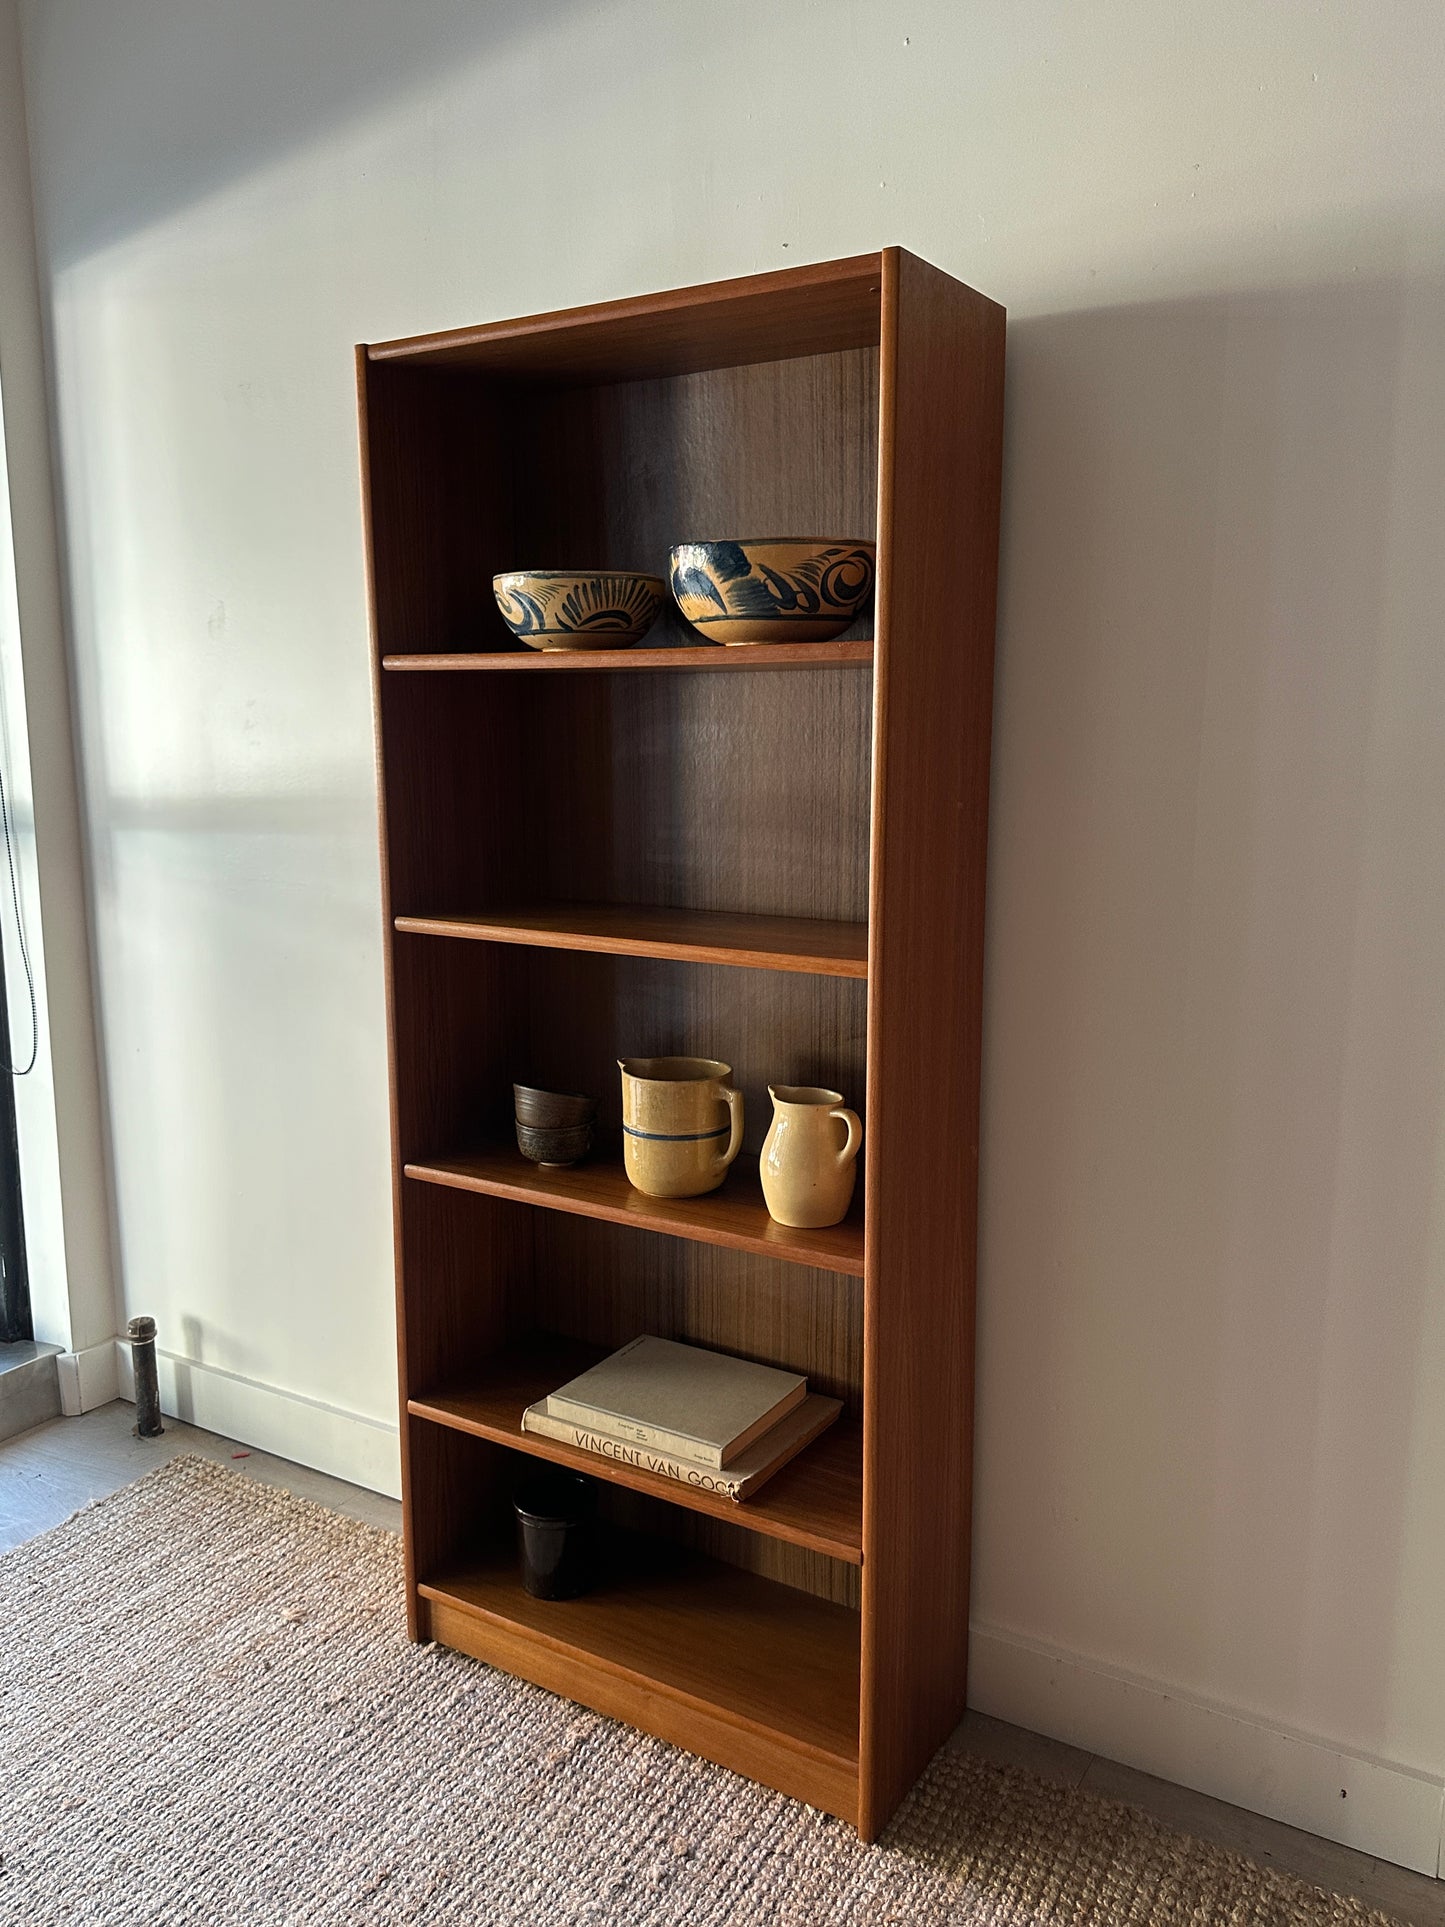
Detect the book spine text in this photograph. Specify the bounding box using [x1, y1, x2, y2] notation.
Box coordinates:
[522, 1408, 742, 1496]
[541, 1398, 724, 1467]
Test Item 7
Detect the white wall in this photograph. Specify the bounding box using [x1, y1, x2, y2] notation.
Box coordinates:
[16, 0, 1445, 1865]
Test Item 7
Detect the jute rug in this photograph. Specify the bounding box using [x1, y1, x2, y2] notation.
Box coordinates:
[0, 1457, 1390, 1926]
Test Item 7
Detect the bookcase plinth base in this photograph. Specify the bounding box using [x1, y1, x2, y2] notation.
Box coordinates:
[417, 1547, 861, 1826]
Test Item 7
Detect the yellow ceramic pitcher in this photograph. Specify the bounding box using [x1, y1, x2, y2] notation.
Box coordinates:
[760, 1085, 863, 1227]
[618, 1057, 744, 1199]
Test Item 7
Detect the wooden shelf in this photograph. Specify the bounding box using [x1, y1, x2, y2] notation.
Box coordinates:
[405, 1143, 865, 1277]
[419, 1531, 860, 1821]
[393, 903, 869, 978]
[382, 640, 874, 673]
[409, 1337, 863, 1563]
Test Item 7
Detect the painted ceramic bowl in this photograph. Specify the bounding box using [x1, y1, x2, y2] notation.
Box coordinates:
[493, 570, 666, 651]
[668, 539, 876, 645]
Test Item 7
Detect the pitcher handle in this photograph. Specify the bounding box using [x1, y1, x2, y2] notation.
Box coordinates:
[830, 1106, 863, 1167]
[719, 1085, 745, 1170]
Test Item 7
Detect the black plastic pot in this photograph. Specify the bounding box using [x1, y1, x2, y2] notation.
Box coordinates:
[513, 1466, 596, 1600]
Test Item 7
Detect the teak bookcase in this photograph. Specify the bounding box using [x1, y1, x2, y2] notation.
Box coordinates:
[357, 249, 1004, 1839]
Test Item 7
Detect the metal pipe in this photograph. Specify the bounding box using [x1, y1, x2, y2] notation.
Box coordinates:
[127, 1314, 165, 1438]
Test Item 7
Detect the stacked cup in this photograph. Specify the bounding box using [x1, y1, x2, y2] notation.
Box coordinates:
[513, 1084, 596, 1169]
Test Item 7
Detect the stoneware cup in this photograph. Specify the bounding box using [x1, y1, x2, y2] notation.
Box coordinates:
[618, 1056, 744, 1199]
[512, 1084, 596, 1130]
[760, 1085, 863, 1228]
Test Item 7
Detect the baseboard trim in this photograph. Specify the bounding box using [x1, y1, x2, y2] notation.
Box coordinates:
[56, 1338, 119, 1415]
[968, 1623, 1444, 1876]
[0, 1340, 62, 1438]
[113, 1341, 401, 1500]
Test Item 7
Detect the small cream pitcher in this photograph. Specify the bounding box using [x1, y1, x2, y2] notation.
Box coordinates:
[618, 1057, 744, 1199]
[760, 1086, 863, 1228]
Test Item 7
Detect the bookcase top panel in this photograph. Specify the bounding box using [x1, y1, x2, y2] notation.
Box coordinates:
[364, 252, 883, 383]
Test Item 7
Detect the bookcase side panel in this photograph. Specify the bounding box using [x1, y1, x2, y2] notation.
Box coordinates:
[359, 352, 523, 1634]
[357, 348, 419, 1628]
[387, 912, 529, 1623]
[858, 253, 1005, 1838]
[406, 1417, 516, 1639]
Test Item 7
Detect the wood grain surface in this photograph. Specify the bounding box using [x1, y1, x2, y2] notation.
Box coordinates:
[408, 1335, 862, 1562]
[380, 666, 872, 925]
[421, 1527, 861, 1822]
[382, 640, 875, 673]
[360, 250, 1002, 1838]
[526, 1215, 863, 1413]
[368, 252, 882, 384]
[594, 1471, 862, 1611]
[394, 904, 868, 977]
[857, 251, 1005, 1837]
[404, 1143, 865, 1275]
[386, 942, 868, 1164]
[508, 348, 878, 653]
[508, 667, 873, 921]
[516, 1215, 864, 1610]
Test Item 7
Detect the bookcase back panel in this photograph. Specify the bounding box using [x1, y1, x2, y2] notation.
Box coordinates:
[510, 348, 879, 654]
[521, 950, 867, 1157]
[515, 667, 871, 920]
[392, 937, 867, 1163]
[526, 1214, 862, 1410]
[379, 665, 872, 923]
[407, 1415, 512, 1587]
[377, 669, 533, 912]
[397, 1180, 528, 1395]
[362, 360, 515, 657]
[391, 930, 515, 1162]
[598, 1483, 861, 1608]
[406, 1406, 862, 1618]
[364, 347, 878, 662]
[409, 1424, 860, 1610]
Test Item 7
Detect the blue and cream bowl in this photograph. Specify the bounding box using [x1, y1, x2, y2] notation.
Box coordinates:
[493, 570, 666, 651]
[668, 539, 876, 646]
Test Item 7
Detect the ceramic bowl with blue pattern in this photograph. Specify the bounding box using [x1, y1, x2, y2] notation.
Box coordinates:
[493, 570, 666, 650]
[668, 539, 876, 645]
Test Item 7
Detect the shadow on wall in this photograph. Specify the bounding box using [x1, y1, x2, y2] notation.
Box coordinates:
[976, 263, 1445, 1762]
[22, 0, 589, 267]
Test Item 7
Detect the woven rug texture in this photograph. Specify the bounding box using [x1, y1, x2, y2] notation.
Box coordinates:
[0, 1456, 1392, 1926]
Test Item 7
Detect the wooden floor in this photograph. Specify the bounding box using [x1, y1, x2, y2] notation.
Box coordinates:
[2, 1403, 1439, 1926]
[0, 1397, 401, 1554]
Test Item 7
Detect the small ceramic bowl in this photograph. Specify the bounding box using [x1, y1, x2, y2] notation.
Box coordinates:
[493, 571, 665, 651]
[515, 1120, 594, 1168]
[668, 539, 876, 645]
[512, 1084, 597, 1130]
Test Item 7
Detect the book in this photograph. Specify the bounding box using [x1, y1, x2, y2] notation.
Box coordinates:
[521, 1392, 843, 1501]
[542, 1335, 807, 1468]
